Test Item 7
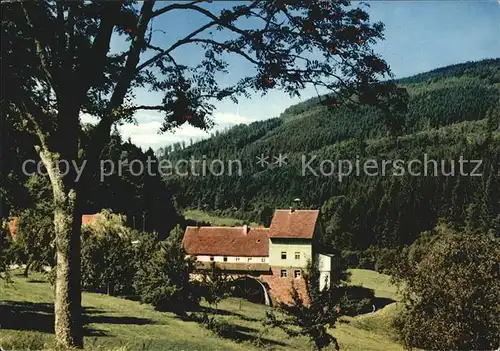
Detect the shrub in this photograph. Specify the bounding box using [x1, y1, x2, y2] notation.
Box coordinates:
[392, 227, 500, 350]
[191, 313, 237, 338]
[265, 260, 342, 350]
[373, 247, 399, 273]
[336, 285, 376, 316]
[341, 250, 375, 269]
[12, 208, 55, 276]
[198, 261, 232, 311]
[0, 223, 15, 281]
[80, 210, 136, 295]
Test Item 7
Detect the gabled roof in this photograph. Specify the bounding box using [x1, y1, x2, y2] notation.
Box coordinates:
[183, 226, 269, 257]
[268, 209, 319, 239]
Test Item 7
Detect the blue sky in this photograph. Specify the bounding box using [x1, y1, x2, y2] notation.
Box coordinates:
[92, 0, 500, 151]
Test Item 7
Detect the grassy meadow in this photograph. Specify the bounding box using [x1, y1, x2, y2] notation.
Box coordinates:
[183, 209, 262, 227]
[0, 269, 404, 350]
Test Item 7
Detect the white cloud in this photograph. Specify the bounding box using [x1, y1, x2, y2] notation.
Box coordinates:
[118, 121, 211, 151]
[213, 112, 249, 126]
[79, 110, 252, 151]
[80, 113, 98, 124]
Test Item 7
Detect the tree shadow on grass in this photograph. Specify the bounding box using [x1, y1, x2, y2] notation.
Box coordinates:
[188, 316, 288, 348]
[0, 300, 157, 336]
[216, 324, 288, 347]
[373, 297, 396, 310]
[196, 305, 260, 322]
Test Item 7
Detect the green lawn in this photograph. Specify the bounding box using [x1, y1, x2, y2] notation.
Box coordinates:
[0, 270, 404, 350]
[332, 269, 404, 350]
[184, 209, 262, 227]
[347, 269, 400, 302]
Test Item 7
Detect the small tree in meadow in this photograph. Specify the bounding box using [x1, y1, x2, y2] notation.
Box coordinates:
[392, 225, 500, 350]
[14, 208, 55, 277]
[0, 222, 14, 282]
[133, 225, 200, 315]
[199, 261, 232, 312]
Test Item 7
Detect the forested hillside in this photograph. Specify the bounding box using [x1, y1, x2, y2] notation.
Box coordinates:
[161, 59, 500, 257]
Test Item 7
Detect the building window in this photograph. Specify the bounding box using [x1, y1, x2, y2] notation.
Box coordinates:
[295, 252, 300, 260]
[280, 270, 287, 278]
[281, 251, 287, 259]
[223, 256, 228, 262]
[209, 256, 214, 261]
[261, 258, 266, 263]
[235, 257, 240, 262]
[294, 270, 301, 278]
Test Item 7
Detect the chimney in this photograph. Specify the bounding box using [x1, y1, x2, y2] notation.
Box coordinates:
[291, 198, 301, 212]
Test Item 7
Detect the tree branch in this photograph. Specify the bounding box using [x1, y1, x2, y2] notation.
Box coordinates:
[151, 1, 214, 18]
[88, 1, 156, 161]
[21, 3, 57, 94]
[137, 21, 215, 72]
[80, 1, 123, 94]
[188, 38, 260, 65]
[138, 1, 261, 72]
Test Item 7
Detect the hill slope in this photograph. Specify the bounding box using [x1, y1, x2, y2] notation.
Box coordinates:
[0, 271, 403, 350]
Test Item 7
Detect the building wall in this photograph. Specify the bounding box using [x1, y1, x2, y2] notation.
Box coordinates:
[259, 267, 310, 306]
[315, 253, 335, 291]
[268, 238, 312, 268]
[192, 255, 269, 264]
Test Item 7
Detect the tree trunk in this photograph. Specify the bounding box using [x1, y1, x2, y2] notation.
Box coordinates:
[40, 150, 83, 348]
[23, 261, 31, 277]
[107, 282, 114, 296]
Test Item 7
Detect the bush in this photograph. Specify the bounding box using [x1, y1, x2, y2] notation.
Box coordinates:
[341, 247, 399, 272]
[341, 250, 375, 269]
[335, 285, 376, 316]
[198, 262, 232, 311]
[191, 313, 237, 338]
[392, 227, 500, 350]
[0, 223, 15, 281]
[265, 260, 342, 350]
[80, 210, 137, 295]
[373, 248, 399, 273]
[81, 227, 135, 295]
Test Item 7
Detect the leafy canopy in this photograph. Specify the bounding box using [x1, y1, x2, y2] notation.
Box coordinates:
[3, 0, 407, 150]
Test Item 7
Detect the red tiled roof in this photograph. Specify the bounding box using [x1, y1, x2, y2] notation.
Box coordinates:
[8, 215, 97, 239]
[268, 209, 319, 239]
[81, 214, 98, 225]
[183, 226, 269, 257]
